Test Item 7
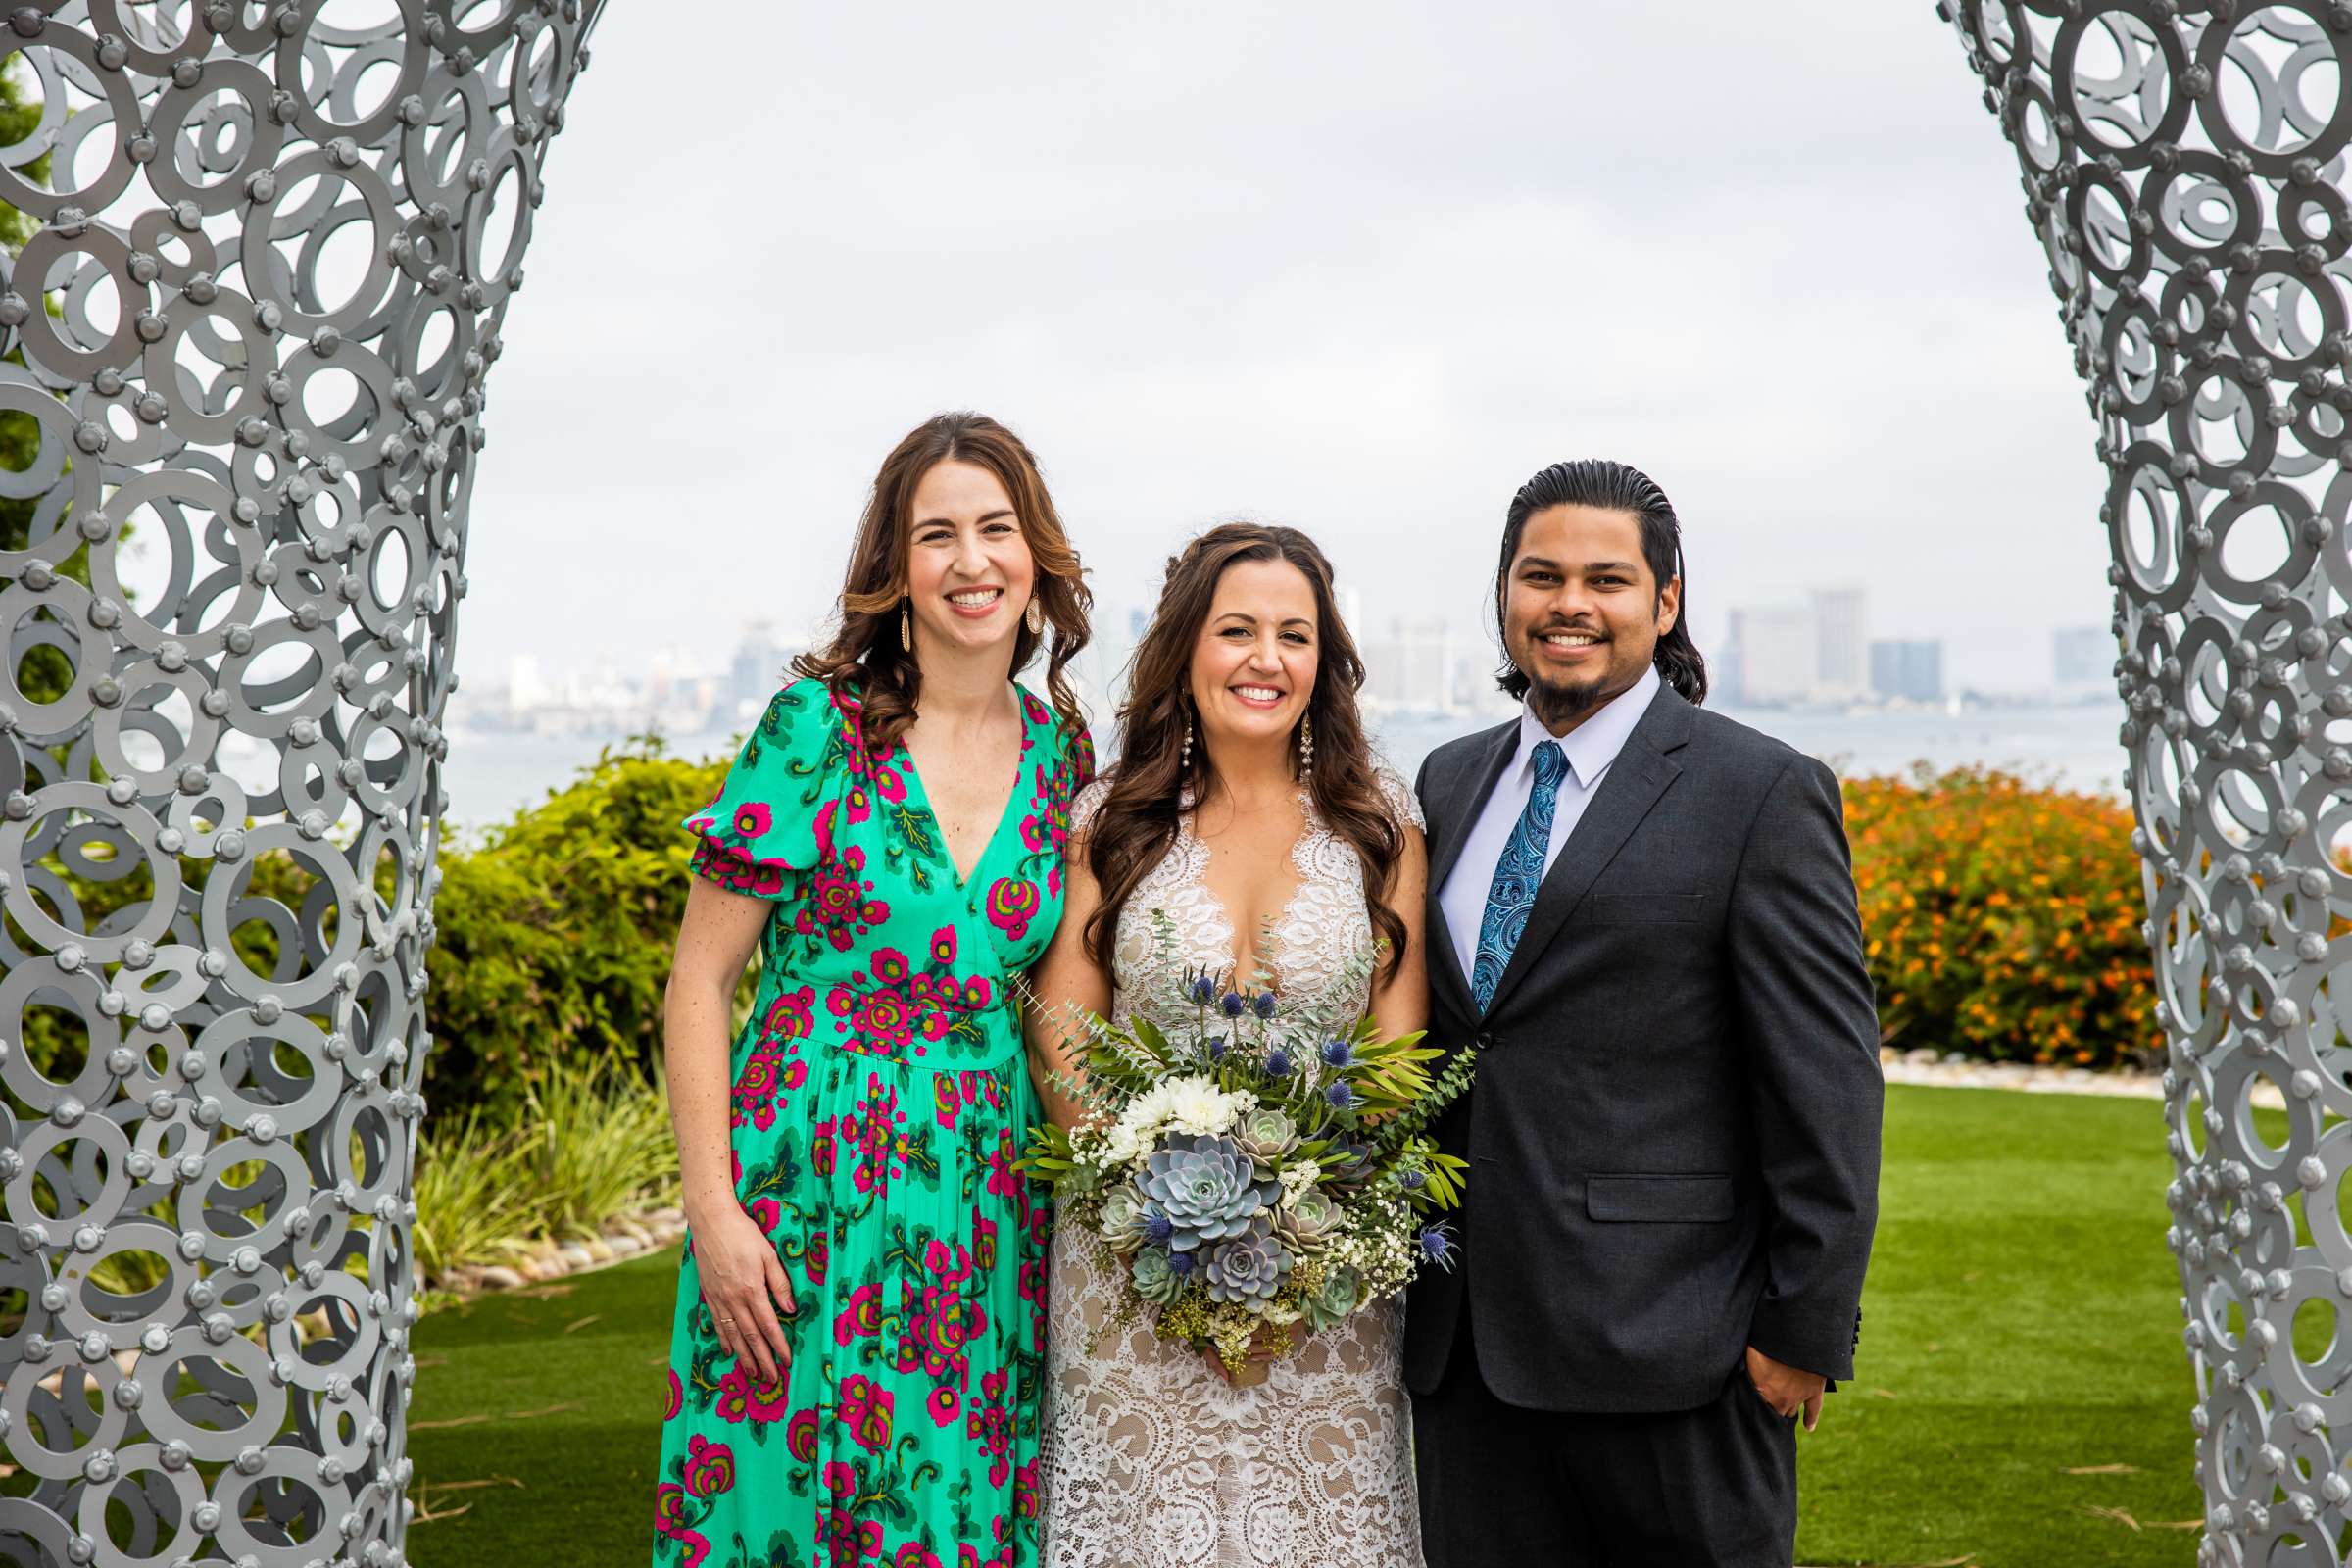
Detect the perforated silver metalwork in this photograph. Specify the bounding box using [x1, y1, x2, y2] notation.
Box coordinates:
[0, 3, 604, 1563]
[1945, 3, 2352, 1561]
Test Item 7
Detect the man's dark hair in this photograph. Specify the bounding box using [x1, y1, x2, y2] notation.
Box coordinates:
[1491, 458, 1708, 705]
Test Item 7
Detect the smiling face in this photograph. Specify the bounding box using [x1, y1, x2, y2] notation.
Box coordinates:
[902, 459, 1037, 659]
[1502, 502, 1679, 732]
[1187, 557, 1320, 762]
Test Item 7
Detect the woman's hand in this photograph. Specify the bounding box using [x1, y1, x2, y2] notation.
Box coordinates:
[691, 1201, 798, 1385]
[1202, 1319, 1306, 1383]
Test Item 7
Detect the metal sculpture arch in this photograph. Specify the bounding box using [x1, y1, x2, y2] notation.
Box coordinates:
[0, 3, 605, 1563]
[1945, 2, 2352, 1560]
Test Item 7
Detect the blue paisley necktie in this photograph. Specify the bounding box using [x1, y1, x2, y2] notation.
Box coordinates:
[1471, 740, 1567, 1012]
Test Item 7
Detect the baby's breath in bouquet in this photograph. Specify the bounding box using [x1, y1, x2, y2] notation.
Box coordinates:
[1020, 912, 1477, 1383]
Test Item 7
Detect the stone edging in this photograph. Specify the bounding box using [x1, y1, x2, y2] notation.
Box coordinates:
[431, 1204, 688, 1297]
[1880, 1047, 2283, 1109]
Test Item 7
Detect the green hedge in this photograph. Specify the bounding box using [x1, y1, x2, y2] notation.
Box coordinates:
[424, 740, 730, 1117]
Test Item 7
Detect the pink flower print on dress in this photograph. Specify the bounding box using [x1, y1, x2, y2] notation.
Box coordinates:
[835, 1283, 882, 1347]
[930, 926, 957, 966]
[1014, 1458, 1041, 1523]
[786, 1405, 820, 1463]
[798, 847, 887, 952]
[804, 1229, 830, 1287]
[819, 1507, 882, 1567]
[761, 985, 816, 1045]
[928, 1384, 960, 1428]
[714, 1363, 790, 1425]
[664, 1367, 683, 1422]
[731, 802, 771, 840]
[984, 878, 1038, 942]
[653, 1483, 710, 1568]
[683, 1434, 736, 1499]
[831, 981, 917, 1059]
[971, 1211, 999, 1276]
[933, 1073, 963, 1131]
[894, 1544, 945, 1568]
[838, 1374, 896, 1453]
[966, 1369, 1014, 1487]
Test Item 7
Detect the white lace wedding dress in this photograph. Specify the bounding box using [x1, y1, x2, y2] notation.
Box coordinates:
[1038, 772, 1425, 1568]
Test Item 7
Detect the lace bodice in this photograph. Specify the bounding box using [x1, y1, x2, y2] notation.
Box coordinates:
[1039, 768, 1426, 1568]
[1080, 768, 1423, 1033]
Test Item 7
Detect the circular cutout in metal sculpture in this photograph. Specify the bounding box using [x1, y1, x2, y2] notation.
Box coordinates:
[1944, 3, 2352, 1561]
[0, 4, 605, 1563]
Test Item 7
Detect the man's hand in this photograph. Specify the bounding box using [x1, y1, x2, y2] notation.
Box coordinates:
[1744, 1345, 1827, 1431]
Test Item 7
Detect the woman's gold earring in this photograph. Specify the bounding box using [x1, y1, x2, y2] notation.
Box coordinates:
[1180, 716, 1195, 773]
[1025, 595, 1044, 635]
[1298, 712, 1314, 774]
[900, 602, 912, 654]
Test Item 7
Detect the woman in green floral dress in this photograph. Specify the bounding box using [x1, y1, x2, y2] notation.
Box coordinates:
[654, 413, 1094, 1568]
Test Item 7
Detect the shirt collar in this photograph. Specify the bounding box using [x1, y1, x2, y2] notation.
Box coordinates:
[1513, 664, 1661, 791]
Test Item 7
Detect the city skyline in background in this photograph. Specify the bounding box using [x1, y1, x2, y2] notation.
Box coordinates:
[452, 591, 2122, 744]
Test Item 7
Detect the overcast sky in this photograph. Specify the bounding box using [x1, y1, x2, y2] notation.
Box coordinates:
[460, 2, 2105, 699]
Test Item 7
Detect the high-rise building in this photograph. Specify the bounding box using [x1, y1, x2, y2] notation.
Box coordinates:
[2053, 626, 2113, 697]
[1726, 605, 1817, 706]
[1362, 614, 1459, 713]
[1869, 639, 1944, 704]
[1811, 587, 1868, 702]
[730, 618, 791, 706]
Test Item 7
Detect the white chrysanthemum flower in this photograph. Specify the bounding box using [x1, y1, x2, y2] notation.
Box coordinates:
[1162, 1074, 1247, 1136]
[1278, 1162, 1321, 1202]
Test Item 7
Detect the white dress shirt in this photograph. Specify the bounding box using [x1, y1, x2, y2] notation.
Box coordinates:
[1438, 665, 1661, 982]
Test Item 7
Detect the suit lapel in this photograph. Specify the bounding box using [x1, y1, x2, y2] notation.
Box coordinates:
[1425, 719, 1517, 1020]
[1481, 686, 1693, 1019]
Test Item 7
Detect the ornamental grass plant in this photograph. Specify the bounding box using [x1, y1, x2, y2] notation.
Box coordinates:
[1841, 764, 2157, 1068]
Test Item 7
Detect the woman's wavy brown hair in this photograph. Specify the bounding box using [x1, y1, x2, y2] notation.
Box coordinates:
[793, 411, 1092, 749]
[1084, 522, 1407, 983]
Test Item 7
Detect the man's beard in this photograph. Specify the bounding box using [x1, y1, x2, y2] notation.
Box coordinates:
[1525, 667, 1610, 730]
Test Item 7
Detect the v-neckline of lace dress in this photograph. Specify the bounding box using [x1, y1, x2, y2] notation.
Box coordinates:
[1121, 781, 1390, 1030]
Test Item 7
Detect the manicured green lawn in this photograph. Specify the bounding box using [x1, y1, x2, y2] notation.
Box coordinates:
[409, 1085, 2205, 1566]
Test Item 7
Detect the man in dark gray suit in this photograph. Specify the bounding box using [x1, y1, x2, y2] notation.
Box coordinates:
[1406, 459, 1884, 1567]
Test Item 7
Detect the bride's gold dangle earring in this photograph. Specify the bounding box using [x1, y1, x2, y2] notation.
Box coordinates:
[1181, 714, 1195, 773]
[1025, 593, 1044, 635]
[1298, 711, 1314, 775]
[900, 600, 912, 653]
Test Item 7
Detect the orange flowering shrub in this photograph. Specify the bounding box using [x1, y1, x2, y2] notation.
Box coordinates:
[1840, 765, 2159, 1068]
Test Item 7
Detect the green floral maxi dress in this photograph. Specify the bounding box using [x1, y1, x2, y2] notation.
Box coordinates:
[652, 677, 1094, 1568]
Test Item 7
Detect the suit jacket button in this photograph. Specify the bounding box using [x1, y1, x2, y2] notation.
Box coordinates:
[1475, 1032, 1494, 1049]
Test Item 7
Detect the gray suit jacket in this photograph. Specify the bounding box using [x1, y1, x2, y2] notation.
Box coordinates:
[1403, 683, 1883, 1412]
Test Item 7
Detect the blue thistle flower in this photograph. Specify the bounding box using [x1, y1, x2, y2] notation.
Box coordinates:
[1167, 1248, 1198, 1276]
[1220, 992, 1247, 1019]
[1206, 1035, 1228, 1062]
[1143, 1210, 1175, 1246]
[1320, 1038, 1353, 1068]
[1263, 1048, 1294, 1078]
[1418, 1223, 1456, 1269]
[1400, 1167, 1428, 1192]
[1189, 974, 1218, 1006]
[1252, 992, 1279, 1020]
[1325, 1081, 1355, 1110]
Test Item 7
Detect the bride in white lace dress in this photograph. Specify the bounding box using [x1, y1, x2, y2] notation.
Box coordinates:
[1022, 524, 1431, 1568]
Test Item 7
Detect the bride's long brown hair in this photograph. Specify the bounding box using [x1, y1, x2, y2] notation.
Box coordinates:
[792, 412, 1092, 749]
[1084, 523, 1406, 982]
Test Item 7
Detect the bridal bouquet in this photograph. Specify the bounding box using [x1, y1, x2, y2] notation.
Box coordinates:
[1021, 918, 1477, 1381]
